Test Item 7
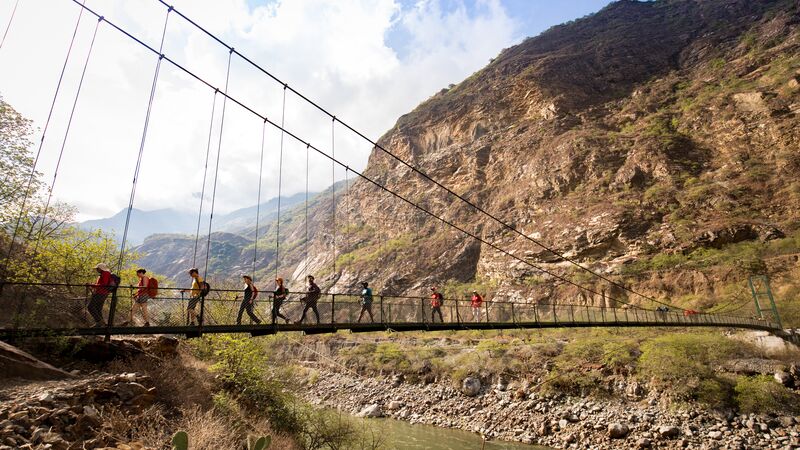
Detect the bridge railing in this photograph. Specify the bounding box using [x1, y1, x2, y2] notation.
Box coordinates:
[0, 282, 780, 334]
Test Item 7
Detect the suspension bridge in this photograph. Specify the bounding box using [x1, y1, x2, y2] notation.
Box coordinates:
[0, 1, 794, 342]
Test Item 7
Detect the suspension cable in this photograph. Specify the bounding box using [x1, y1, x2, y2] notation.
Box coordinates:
[331, 117, 336, 287]
[253, 120, 266, 279]
[275, 85, 287, 280]
[0, 0, 21, 49]
[116, 6, 171, 273]
[192, 90, 218, 267]
[65, 1, 671, 309]
[33, 16, 102, 253]
[304, 143, 310, 278]
[150, 0, 661, 306]
[2, 1, 85, 276]
[203, 48, 232, 279]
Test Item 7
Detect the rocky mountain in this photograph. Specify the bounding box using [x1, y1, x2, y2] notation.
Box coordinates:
[139, 0, 800, 309]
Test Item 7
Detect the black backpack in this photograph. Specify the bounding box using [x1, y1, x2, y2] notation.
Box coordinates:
[199, 281, 211, 297]
[109, 273, 121, 290]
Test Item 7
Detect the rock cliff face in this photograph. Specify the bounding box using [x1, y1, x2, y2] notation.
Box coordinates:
[144, 0, 800, 306]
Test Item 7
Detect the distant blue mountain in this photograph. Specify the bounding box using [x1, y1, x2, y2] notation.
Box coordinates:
[80, 192, 311, 245]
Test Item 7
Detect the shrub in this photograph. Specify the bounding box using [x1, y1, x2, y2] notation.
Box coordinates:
[735, 375, 800, 414]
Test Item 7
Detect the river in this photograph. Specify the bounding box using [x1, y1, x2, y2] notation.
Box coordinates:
[363, 416, 551, 450]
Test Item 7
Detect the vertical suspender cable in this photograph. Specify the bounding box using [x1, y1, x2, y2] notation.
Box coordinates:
[116, 7, 171, 273]
[252, 121, 266, 279]
[331, 118, 336, 286]
[192, 90, 218, 267]
[0, 0, 21, 50]
[274, 85, 287, 280]
[1, 2, 85, 275]
[304, 143, 309, 277]
[203, 48, 233, 279]
[33, 16, 102, 253]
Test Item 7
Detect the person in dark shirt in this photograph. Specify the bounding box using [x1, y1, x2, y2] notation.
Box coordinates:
[296, 275, 321, 324]
[430, 286, 444, 323]
[236, 274, 261, 325]
[272, 277, 290, 324]
[358, 281, 374, 323]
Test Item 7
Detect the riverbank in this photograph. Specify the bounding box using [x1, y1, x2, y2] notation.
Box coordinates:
[297, 363, 800, 449]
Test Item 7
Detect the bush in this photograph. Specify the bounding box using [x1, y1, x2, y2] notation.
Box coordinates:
[735, 375, 800, 414]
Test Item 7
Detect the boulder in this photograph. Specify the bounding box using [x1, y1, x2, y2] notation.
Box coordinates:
[608, 423, 630, 439]
[0, 341, 73, 380]
[775, 370, 794, 388]
[386, 401, 403, 411]
[356, 404, 383, 418]
[658, 425, 680, 438]
[461, 377, 481, 397]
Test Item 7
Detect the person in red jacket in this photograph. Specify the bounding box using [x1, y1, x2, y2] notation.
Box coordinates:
[430, 287, 444, 323]
[88, 263, 112, 327]
[470, 290, 483, 322]
[129, 268, 151, 327]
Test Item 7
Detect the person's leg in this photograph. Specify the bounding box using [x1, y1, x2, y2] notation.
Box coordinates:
[368, 305, 374, 322]
[436, 308, 443, 322]
[142, 301, 150, 325]
[237, 300, 246, 325]
[88, 294, 106, 325]
[246, 302, 260, 323]
[298, 304, 309, 323]
[276, 301, 289, 323]
[312, 304, 320, 323]
[358, 307, 365, 323]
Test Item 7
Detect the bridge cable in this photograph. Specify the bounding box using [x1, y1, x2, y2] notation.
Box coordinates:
[116, 7, 171, 273]
[192, 90, 218, 268]
[304, 143, 309, 278]
[148, 0, 665, 308]
[331, 117, 336, 288]
[33, 16, 102, 254]
[1, 1, 85, 276]
[253, 120, 266, 279]
[274, 85, 287, 280]
[202, 48, 233, 280]
[0, 0, 21, 50]
[65, 1, 653, 309]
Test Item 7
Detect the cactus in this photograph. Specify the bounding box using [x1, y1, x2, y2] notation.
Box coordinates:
[171, 430, 189, 450]
[247, 435, 272, 450]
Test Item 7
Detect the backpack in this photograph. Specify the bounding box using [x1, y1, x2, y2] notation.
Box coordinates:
[432, 293, 443, 307]
[200, 281, 211, 297]
[109, 273, 121, 290]
[147, 277, 159, 298]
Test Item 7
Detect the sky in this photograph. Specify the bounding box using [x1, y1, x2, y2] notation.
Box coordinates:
[0, 0, 613, 221]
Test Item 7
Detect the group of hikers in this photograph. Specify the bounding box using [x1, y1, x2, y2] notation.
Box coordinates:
[86, 263, 487, 327]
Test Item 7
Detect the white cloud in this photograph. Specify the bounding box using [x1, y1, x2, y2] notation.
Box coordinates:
[0, 0, 519, 221]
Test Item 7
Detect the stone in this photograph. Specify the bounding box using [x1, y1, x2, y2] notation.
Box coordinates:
[775, 371, 794, 388]
[708, 431, 723, 439]
[356, 404, 383, 418]
[636, 438, 652, 448]
[386, 401, 403, 411]
[0, 341, 74, 381]
[608, 423, 630, 439]
[461, 377, 481, 397]
[659, 425, 681, 438]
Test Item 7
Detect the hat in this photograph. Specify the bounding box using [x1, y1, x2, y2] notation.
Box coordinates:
[95, 263, 110, 272]
[242, 274, 252, 280]
[360, 281, 368, 287]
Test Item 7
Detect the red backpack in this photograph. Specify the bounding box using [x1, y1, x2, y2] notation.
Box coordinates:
[147, 277, 159, 298]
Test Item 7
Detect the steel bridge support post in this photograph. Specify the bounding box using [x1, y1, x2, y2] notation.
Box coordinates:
[511, 302, 516, 325]
[331, 293, 336, 324]
[105, 287, 118, 342]
[380, 295, 384, 324]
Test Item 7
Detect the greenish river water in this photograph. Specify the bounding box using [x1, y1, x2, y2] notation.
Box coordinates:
[363, 417, 550, 450]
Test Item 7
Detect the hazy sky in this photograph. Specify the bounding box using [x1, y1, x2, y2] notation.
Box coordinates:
[0, 0, 613, 220]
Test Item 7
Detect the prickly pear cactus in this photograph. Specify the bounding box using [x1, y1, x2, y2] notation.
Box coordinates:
[247, 435, 271, 450]
[171, 430, 189, 450]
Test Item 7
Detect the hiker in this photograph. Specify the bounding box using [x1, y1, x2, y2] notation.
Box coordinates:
[87, 263, 113, 327]
[272, 277, 290, 324]
[236, 274, 261, 325]
[470, 290, 483, 322]
[130, 269, 153, 326]
[180, 268, 204, 326]
[296, 275, 321, 324]
[358, 281, 374, 323]
[430, 287, 444, 323]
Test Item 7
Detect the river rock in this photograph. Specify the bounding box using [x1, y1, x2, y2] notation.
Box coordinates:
[357, 404, 383, 418]
[608, 423, 630, 439]
[462, 377, 481, 397]
[386, 401, 403, 411]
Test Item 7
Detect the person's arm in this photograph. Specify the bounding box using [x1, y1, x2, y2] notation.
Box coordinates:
[251, 287, 258, 302]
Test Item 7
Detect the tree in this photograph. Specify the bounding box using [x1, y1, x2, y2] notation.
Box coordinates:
[0, 95, 41, 226]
